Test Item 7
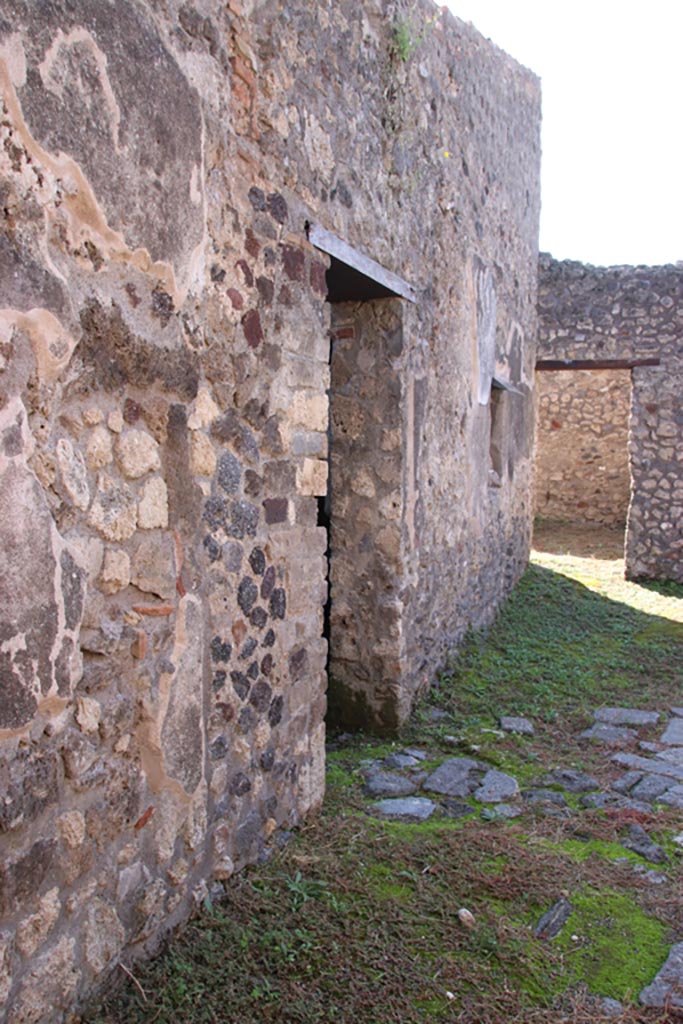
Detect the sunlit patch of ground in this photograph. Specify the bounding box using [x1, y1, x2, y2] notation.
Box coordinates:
[533, 520, 683, 624]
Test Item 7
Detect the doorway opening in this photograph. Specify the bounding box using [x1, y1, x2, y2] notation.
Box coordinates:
[306, 223, 416, 732]
[533, 355, 659, 562]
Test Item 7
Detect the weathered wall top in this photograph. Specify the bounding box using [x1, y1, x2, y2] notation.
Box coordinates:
[538, 253, 683, 362]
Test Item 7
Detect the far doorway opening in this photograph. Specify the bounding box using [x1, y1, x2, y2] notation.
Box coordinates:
[533, 356, 659, 560]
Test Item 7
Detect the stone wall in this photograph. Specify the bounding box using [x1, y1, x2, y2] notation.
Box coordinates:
[537, 255, 683, 579]
[0, 2, 540, 1019]
[534, 368, 631, 526]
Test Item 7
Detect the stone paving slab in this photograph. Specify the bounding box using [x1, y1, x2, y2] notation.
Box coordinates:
[383, 752, 422, 770]
[660, 718, 683, 745]
[423, 758, 484, 797]
[500, 716, 535, 736]
[474, 769, 519, 803]
[580, 792, 652, 814]
[600, 998, 624, 1017]
[655, 748, 683, 765]
[594, 707, 660, 727]
[481, 803, 523, 821]
[630, 774, 674, 801]
[660, 786, 683, 809]
[580, 723, 637, 746]
[611, 752, 683, 782]
[621, 824, 668, 864]
[363, 772, 417, 798]
[631, 863, 668, 885]
[611, 770, 644, 793]
[522, 788, 569, 808]
[544, 768, 600, 793]
[442, 799, 475, 819]
[534, 897, 572, 939]
[640, 942, 683, 1007]
[371, 797, 436, 820]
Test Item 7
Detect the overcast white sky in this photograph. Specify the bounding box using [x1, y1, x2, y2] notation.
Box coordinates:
[444, 0, 683, 267]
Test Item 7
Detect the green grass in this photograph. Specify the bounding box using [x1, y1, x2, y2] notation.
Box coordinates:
[430, 561, 683, 723]
[89, 530, 683, 1024]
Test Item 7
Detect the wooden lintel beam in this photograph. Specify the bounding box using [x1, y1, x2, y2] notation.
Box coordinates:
[306, 222, 417, 303]
[535, 358, 661, 371]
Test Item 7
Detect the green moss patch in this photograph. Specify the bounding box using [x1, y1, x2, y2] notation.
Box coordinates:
[554, 891, 668, 1001]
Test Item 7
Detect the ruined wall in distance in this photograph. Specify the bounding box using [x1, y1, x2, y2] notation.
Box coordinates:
[537, 255, 683, 579]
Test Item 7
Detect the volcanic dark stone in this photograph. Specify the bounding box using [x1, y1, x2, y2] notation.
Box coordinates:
[239, 637, 258, 660]
[261, 565, 276, 600]
[237, 578, 258, 615]
[249, 679, 272, 713]
[230, 671, 250, 700]
[217, 451, 241, 494]
[250, 606, 268, 629]
[269, 588, 286, 619]
[210, 637, 232, 663]
[268, 695, 283, 727]
[249, 548, 266, 575]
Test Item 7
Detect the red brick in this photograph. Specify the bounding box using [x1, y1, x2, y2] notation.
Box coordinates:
[242, 309, 263, 348]
[263, 497, 288, 524]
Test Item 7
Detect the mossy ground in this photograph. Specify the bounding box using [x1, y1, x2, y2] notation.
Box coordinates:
[89, 524, 683, 1024]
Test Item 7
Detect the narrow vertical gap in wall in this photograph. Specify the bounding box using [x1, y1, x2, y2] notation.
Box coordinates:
[489, 386, 504, 480]
[317, 325, 332, 666]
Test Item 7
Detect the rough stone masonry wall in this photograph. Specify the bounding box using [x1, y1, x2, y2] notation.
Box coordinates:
[538, 255, 683, 579]
[0, 1, 540, 1019]
[535, 368, 631, 526]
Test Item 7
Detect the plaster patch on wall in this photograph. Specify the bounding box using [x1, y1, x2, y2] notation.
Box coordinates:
[136, 596, 204, 799]
[0, 6, 206, 305]
[0, 310, 77, 385]
[0, 32, 27, 88]
[473, 258, 497, 405]
[0, 397, 85, 731]
[303, 111, 335, 181]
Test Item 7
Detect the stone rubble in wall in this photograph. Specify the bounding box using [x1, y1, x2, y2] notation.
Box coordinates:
[356, 704, 683, 1009]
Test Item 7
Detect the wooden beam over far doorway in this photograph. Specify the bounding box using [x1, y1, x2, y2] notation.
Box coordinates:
[536, 358, 661, 371]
